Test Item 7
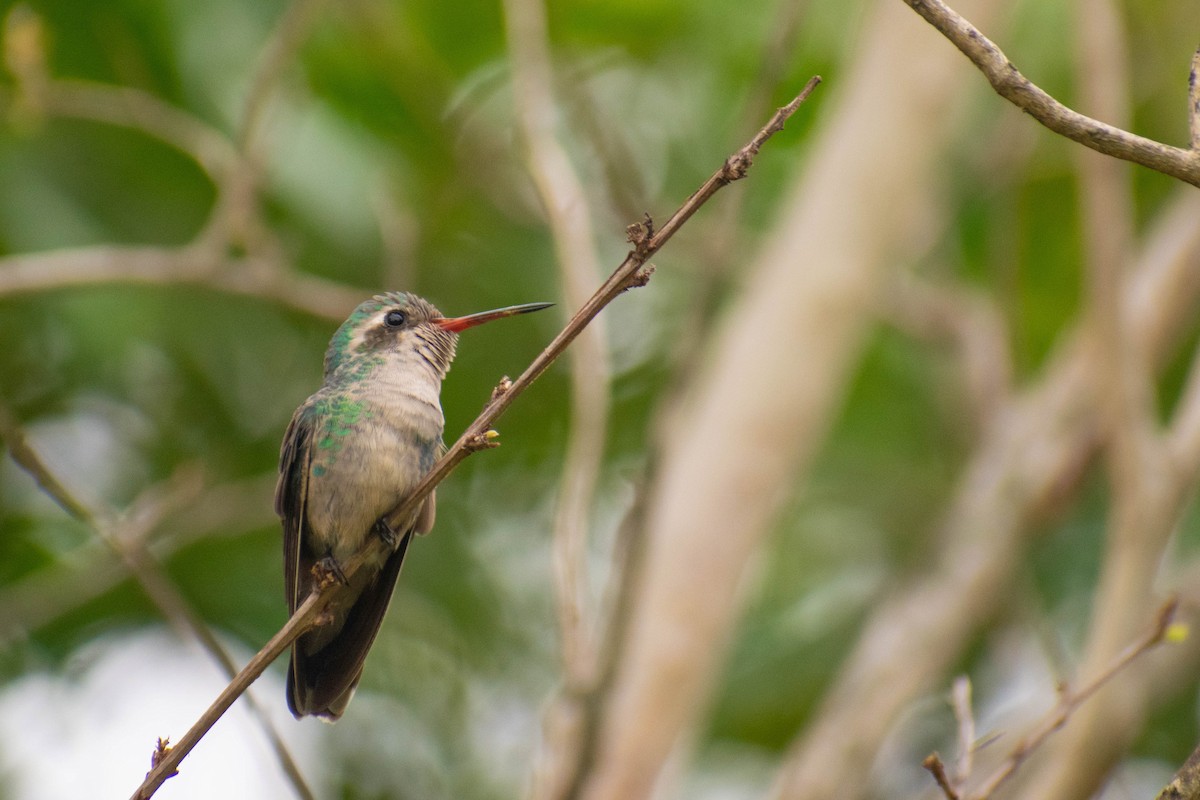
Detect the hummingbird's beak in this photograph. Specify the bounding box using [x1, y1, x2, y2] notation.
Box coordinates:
[435, 302, 554, 333]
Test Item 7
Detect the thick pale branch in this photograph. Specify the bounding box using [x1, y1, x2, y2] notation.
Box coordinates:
[503, 0, 611, 696]
[130, 77, 821, 800]
[902, 0, 1200, 186]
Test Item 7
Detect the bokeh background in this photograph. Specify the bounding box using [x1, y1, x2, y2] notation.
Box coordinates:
[1, 0, 1199, 798]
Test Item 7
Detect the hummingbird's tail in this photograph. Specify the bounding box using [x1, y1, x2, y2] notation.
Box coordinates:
[287, 531, 412, 720]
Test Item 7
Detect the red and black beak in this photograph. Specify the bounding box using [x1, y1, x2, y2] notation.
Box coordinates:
[434, 302, 554, 333]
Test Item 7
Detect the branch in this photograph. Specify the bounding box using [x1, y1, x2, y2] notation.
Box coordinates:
[0, 473, 277, 643]
[503, 0, 611, 698]
[1158, 731, 1200, 800]
[901, 0, 1200, 187]
[770, 184, 1200, 800]
[0, 245, 363, 321]
[0, 408, 314, 800]
[958, 597, 1179, 800]
[129, 76, 822, 800]
[237, 0, 330, 153]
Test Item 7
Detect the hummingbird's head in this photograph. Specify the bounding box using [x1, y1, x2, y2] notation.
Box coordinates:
[324, 292, 456, 380]
[323, 292, 553, 381]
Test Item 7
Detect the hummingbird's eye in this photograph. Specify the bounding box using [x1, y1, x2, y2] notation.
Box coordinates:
[383, 310, 407, 328]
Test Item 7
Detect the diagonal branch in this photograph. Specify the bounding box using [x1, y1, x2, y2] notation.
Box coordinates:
[963, 598, 1179, 800]
[901, 0, 1200, 187]
[0, 407, 315, 800]
[128, 75, 821, 800]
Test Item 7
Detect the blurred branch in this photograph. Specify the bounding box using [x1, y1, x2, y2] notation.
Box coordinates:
[902, 0, 1200, 187]
[0, 407, 315, 800]
[885, 276, 1013, 429]
[3, 8, 235, 183]
[0, 2, 346, 313]
[503, 0, 610, 689]
[213, 0, 331, 253]
[130, 78, 822, 800]
[0, 473, 277, 643]
[951, 676, 976, 791]
[501, 0, 613, 797]
[22, 80, 237, 183]
[771, 187, 1200, 800]
[0, 245, 362, 320]
[925, 598, 1178, 800]
[1018, 6, 1186, 795]
[237, 0, 329, 153]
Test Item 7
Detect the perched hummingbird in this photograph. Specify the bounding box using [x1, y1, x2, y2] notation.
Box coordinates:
[276, 291, 551, 720]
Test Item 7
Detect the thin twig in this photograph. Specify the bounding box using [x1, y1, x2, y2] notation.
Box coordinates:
[902, 0, 1200, 187]
[0, 408, 315, 800]
[212, 0, 330, 255]
[924, 753, 961, 800]
[129, 75, 821, 800]
[237, 0, 330, 152]
[963, 597, 1178, 800]
[36, 81, 236, 183]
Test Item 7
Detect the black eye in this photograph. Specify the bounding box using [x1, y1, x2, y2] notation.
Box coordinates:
[383, 310, 406, 328]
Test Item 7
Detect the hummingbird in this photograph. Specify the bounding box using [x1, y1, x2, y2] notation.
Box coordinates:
[276, 291, 551, 720]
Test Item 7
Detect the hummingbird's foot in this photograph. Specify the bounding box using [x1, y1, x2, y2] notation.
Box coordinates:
[313, 554, 348, 589]
[373, 517, 401, 549]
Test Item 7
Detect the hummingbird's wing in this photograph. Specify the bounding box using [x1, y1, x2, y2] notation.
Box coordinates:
[288, 529, 413, 718]
[276, 404, 314, 616]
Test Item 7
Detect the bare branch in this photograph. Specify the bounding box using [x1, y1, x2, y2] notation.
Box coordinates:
[237, 0, 330, 153]
[0, 245, 362, 321]
[131, 584, 331, 800]
[380, 75, 820, 537]
[0, 408, 315, 800]
[924, 753, 961, 800]
[885, 276, 1013, 429]
[771, 184, 1200, 800]
[129, 78, 822, 800]
[902, 0, 1200, 186]
[1157, 733, 1200, 800]
[0, 473, 277, 643]
[963, 598, 1178, 800]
